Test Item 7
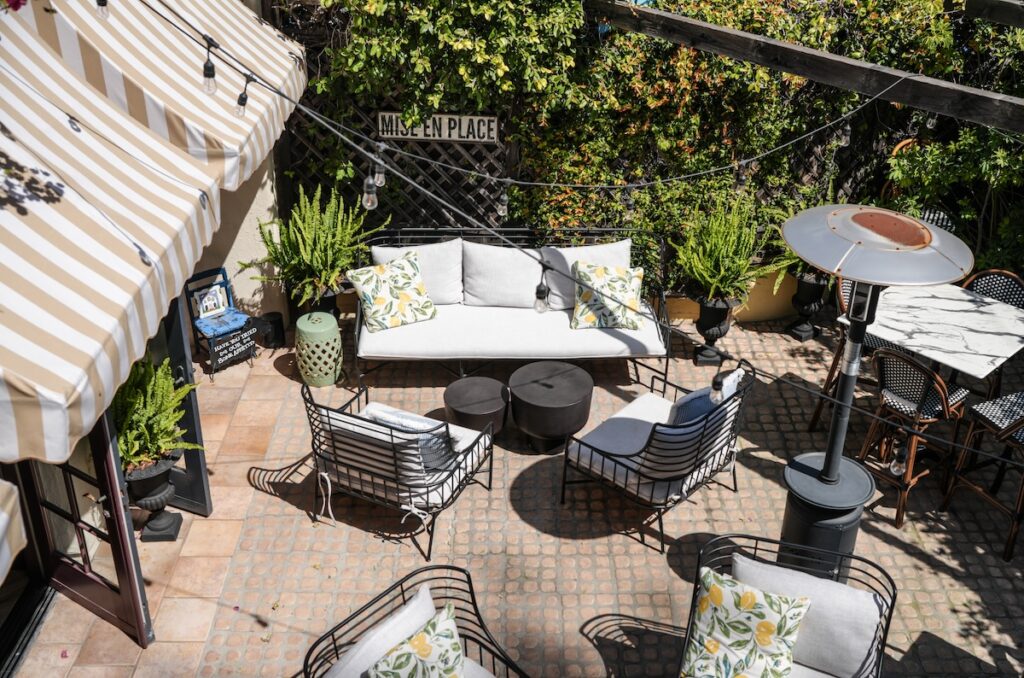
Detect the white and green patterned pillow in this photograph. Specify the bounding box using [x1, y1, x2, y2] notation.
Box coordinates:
[571, 260, 644, 330]
[367, 603, 464, 678]
[681, 567, 810, 678]
[348, 251, 437, 333]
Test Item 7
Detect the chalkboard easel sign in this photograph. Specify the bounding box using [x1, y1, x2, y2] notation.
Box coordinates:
[209, 322, 258, 372]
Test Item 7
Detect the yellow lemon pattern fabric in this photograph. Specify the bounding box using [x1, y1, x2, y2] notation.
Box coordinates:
[570, 260, 644, 330]
[681, 567, 810, 678]
[348, 251, 437, 333]
[368, 603, 464, 677]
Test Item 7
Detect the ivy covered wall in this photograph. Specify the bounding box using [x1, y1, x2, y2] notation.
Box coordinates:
[280, 0, 1024, 272]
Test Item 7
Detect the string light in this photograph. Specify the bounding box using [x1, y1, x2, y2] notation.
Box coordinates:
[202, 35, 218, 95]
[623, 189, 635, 222]
[733, 161, 748, 190]
[496, 187, 509, 218]
[926, 115, 939, 130]
[95, 0, 110, 20]
[534, 264, 550, 314]
[361, 173, 378, 210]
[838, 122, 851, 148]
[234, 73, 255, 117]
[373, 144, 387, 187]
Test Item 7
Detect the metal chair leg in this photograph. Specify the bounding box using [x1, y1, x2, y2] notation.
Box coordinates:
[560, 456, 570, 505]
[941, 421, 979, 509]
[657, 511, 666, 554]
[1004, 482, 1024, 561]
[990, 444, 1013, 496]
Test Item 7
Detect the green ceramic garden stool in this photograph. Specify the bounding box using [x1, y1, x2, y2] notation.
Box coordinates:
[295, 312, 342, 387]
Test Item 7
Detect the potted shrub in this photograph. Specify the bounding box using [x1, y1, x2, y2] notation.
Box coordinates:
[672, 195, 785, 365]
[242, 185, 385, 316]
[111, 358, 202, 542]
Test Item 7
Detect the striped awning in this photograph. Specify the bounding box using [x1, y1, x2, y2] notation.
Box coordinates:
[0, 479, 27, 583]
[0, 20, 221, 464]
[15, 0, 306, 191]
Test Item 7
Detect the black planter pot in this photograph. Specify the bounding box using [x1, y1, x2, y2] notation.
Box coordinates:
[787, 272, 829, 342]
[125, 453, 182, 542]
[312, 289, 340, 318]
[695, 297, 740, 366]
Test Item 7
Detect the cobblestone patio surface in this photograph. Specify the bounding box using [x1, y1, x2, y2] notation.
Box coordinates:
[16, 316, 1024, 677]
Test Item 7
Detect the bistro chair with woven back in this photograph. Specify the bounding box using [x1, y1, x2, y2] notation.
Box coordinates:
[808, 278, 898, 431]
[857, 347, 970, 528]
[941, 391, 1024, 561]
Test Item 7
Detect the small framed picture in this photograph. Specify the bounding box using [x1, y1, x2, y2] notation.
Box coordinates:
[194, 286, 228, 319]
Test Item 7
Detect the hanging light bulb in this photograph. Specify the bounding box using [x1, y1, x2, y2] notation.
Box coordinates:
[734, 162, 748, 190]
[374, 143, 387, 187]
[361, 173, 378, 211]
[533, 265, 550, 314]
[623, 190, 635, 222]
[202, 36, 218, 96]
[838, 122, 852, 148]
[496, 188, 509, 218]
[926, 115, 939, 130]
[889, 444, 907, 477]
[234, 74, 255, 117]
[96, 0, 110, 20]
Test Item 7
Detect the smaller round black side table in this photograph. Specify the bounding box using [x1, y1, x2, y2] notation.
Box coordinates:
[444, 376, 509, 435]
[509, 361, 594, 453]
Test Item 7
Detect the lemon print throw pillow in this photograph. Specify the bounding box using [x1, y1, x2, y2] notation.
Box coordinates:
[681, 567, 810, 678]
[571, 260, 644, 330]
[348, 251, 437, 333]
[368, 603, 464, 677]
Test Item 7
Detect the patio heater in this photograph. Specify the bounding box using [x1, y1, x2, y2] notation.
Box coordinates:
[779, 206, 973, 568]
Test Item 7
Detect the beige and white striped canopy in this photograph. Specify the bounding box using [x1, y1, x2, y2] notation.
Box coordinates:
[0, 20, 221, 464]
[0, 479, 27, 582]
[14, 0, 306, 191]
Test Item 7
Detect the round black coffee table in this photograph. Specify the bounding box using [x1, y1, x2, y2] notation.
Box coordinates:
[444, 376, 509, 435]
[509, 361, 594, 453]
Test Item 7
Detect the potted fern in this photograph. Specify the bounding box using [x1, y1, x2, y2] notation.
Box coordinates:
[243, 185, 384, 315]
[111, 358, 201, 541]
[673, 195, 786, 365]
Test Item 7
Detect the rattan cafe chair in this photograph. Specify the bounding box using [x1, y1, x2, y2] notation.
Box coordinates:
[857, 348, 970, 529]
[941, 391, 1024, 561]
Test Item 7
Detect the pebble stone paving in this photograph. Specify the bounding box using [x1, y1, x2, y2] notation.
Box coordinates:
[14, 312, 1024, 677]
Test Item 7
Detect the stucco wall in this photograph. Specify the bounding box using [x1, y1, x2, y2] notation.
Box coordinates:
[196, 147, 288, 322]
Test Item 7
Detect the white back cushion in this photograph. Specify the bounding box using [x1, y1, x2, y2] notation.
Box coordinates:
[540, 239, 632, 310]
[463, 241, 543, 308]
[733, 553, 884, 677]
[372, 238, 464, 305]
[323, 583, 435, 677]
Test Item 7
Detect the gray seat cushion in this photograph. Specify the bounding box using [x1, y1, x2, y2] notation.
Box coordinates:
[733, 554, 884, 677]
[372, 238, 464, 305]
[540, 239, 632, 310]
[566, 394, 718, 504]
[463, 658, 498, 678]
[789, 664, 840, 678]
[358, 303, 666, 361]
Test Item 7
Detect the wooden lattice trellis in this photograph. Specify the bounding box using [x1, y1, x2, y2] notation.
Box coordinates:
[267, 3, 509, 230]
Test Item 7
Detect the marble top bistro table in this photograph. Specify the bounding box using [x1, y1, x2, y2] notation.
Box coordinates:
[844, 283, 1024, 379]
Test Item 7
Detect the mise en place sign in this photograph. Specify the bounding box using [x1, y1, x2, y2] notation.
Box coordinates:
[376, 112, 500, 144]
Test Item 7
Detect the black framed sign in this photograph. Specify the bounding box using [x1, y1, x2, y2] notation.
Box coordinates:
[208, 321, 258, 372]
[376, 112, 499, 144]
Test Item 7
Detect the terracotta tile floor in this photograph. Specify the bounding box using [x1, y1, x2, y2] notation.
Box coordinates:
[16, 316, 1024, 677]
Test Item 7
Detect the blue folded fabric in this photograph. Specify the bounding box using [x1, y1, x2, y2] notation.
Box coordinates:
[195, 308, 250, 339]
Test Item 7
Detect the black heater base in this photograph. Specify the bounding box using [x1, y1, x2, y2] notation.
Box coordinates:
[786, 318, 818, 342]
[140, 510, 183, 542]
[781, 453, 874, 577]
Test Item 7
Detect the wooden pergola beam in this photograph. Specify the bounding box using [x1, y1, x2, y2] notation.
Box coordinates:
[587, 0, 1024, 133]
[966, 0, 1024, 28]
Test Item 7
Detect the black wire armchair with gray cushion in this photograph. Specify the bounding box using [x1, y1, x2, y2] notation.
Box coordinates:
[303, 566, 528, 677]
[560, 362, 755, 552]
[301, 385, 494, 561]
[683, 535, 897, 678]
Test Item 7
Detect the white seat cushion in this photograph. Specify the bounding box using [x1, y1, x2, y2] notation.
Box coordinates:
[789, 664, 841, 678]
[540, 239, 632, 310]
[320, 405, 490, 509]
[372, 238, 464, 305]
[733, 554, 884, 677]
[358, 304, 666, 361]
[324, 583, 435, 677]
[463, 658, 498, 678]
[463, 241, 545, 308]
